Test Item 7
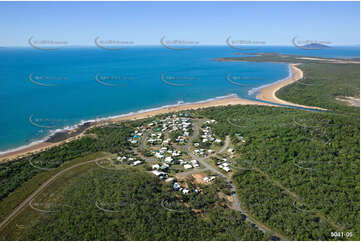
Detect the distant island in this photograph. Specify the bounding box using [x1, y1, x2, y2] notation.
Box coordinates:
[301, 43, 331, 49]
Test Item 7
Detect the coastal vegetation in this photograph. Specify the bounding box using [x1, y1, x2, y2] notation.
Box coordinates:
[217, 53, 360, 114]
[0, 54, 359, 240]
[11, 169, 266, 240]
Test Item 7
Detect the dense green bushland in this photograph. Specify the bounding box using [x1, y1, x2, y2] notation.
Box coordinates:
[0, 123, 132, 202]
[196, 105, 359, 240]
[20, 169, 265, 241]
[277, 63, 359, 113]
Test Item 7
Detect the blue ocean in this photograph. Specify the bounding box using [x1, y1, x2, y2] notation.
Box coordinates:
[0, 46, 359, 153]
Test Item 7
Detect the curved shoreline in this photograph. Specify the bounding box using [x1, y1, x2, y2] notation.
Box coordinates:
[0, 64, 327, 163]
[0, 96, 274, 162]
[256, 64, 327, 111]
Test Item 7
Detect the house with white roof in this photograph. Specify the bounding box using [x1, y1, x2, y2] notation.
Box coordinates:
[164, 157, 173, 163]
[184, 164, 193, 169]
[152, 164, 160, 170]
[132, 160, 143, 166]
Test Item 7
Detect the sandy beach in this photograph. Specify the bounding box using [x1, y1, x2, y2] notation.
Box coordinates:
[257, 64, 327, 111]
[0, 97, 274, 162]
[0, 64, 328, 163]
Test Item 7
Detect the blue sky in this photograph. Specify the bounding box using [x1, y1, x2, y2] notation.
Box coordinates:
[0, 1, 359, 46]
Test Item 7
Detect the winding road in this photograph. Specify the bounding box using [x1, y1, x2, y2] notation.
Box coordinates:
[183, 121, 289, 239]
[1, 121, 287, 239]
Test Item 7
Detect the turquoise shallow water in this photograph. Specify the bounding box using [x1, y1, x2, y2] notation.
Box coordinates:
[0, 46, 359, 152]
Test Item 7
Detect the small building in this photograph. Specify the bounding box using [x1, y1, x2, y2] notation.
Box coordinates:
[222, 166, 231, 172]
[164, 157, 173, 163]
[182, 188, 190, 194]
[152, 164, 160, 170]
[173, 182, 181, 190]
[160, 165, 169, 171]
[151, 170, 167, 179]
[184, 164, 193, 170]
[155, 153, 164, 159]
[190, 160, 199, 168]
[132, 160, 143, 166]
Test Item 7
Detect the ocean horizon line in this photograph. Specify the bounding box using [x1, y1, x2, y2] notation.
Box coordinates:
[1, 44, 360, 48]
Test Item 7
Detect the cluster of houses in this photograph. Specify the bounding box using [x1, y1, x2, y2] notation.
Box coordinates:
[151, 155, 199, 172]
[146, 115, 192, 145]
[203, 176, 216, 183]
[173, 182, 200, 195]
[197, 120, 222, 145]
[193, 148, 215, 157]
[147, 132, 164, 145]
[154, 147, 181, 160]
[117, 156, 144, 166]
[128, 126, 144, 145]
[182, 159, 199, 169]
[216, 158, 232, 172]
